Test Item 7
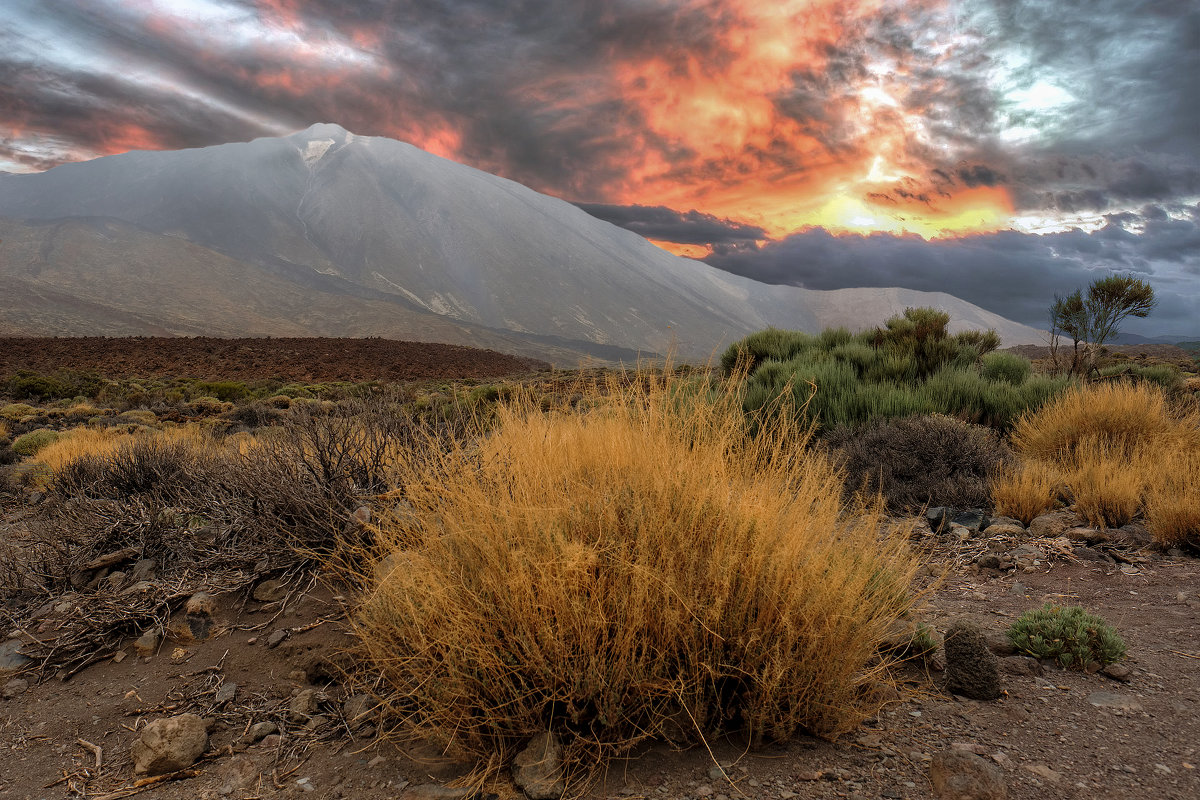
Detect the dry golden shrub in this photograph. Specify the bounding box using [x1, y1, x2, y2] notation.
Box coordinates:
[991, 460, 1062, 525]
[352, 371, 920, 784]
[1011, 381, 1199, 461]
[1145, 447, 1200, 547]
[1065, 439, 1148, 528]
[33, 424, 240, 475]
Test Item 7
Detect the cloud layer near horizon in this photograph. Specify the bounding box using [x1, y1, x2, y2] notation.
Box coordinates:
[2, 0, 1197, 334]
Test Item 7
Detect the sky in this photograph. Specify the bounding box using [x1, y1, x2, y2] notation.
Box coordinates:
[2, 0, 1198, 336]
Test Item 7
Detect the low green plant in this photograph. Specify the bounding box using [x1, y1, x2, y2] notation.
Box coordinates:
[981, 351, 1032, 385]
[1097, 363, 1183, 392]
[194, 381, 251, 403]
[1, 403, 38, 421]
[11, 428, 62, 458]
[1007, 604, 1126, 670]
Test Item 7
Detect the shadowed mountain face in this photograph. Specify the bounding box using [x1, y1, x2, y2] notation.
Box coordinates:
[0, 124, 1043, 360]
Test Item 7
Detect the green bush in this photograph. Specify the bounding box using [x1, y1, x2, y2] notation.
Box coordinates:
[1007, 604, 1126, 670]
[719, 328, 816, 375]
[194, 381, 251, 403]
[1097, 363, 1183, 392]
[981, 351, 1033, 385]
[11, 428, 62, 457]
[733, 310, 1069, 433]
[5, 370, 103, 402]
[827, 414, 1011, 512]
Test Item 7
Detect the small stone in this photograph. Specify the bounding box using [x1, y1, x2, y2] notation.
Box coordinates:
[344, 694, 374, 727]
[266, 629, 288, 648]
[1008, 546, 1045, 571]
[214, 681, 238, 705]
[985, 632, 1017, 656]
[1100, 663, 1132, 682]
[130, 559, 157, 581]
[987, 516, 1024, 530]
[0, 639, 33, 677]
[103, 570, 128, 590]
[112, 650, 128, 663]
[253, 579, 289, 603]
[185, 592, 217, 616]
[929, 749, 1006, 800]
[1087, 691, 1143, 712]
[695, 785, 714, 797]
[289, 689, 320, 723]
[943, 621, 1001, 701]
[512, 731, 566, 800]
[245, 721, 278, 743]
[3, 677, 29, 699]
[217, 756, 259, 796]
[131, 713, 209, 776]
[1009, 581, 1026, 596]
[1028, 511, 1083, 539]
[1024, 764, 1063, 783]
[402, 786, 475, 800]
[976, 554, 1003, 570]
[999, 656, 1043, 676]
[296, 776, 317, 792]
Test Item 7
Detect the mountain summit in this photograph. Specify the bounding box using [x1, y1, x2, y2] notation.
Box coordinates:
[0, 125, 1042, 359]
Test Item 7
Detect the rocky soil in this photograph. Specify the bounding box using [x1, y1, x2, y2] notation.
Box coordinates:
[0, 337, 548, 383]
[2, 504, 1199, 800]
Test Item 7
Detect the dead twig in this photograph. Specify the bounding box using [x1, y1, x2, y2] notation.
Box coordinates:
[89, 768, 203, 800]
[77, 737, 104, 770]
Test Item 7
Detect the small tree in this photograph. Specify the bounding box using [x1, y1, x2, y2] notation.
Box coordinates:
[1049, 275, 1156, 375]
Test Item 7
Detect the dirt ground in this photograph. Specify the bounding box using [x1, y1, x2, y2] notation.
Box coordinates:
[0, 337, 548, 383]
[3, 500, 1198, 800]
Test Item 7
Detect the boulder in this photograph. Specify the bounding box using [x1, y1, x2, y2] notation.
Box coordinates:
[926, 507, 952, 533]
[131, 714, 209, 776]
[951, 509, 990, 533]
[512, 731, 566, 800]
[929, 749, 1006, 799]
[1028, 511, 1083, 539]
[943, 621, 1001, 701]
[0, 639, 32, 677]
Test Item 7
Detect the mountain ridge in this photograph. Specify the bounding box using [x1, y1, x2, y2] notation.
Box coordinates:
[0, 123, 1045, 361]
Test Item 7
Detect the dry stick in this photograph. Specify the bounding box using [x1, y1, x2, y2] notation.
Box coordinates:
[89, 768, 203, 800]
[77, 737, 104, 770]
[1169, 650, 1200, 660]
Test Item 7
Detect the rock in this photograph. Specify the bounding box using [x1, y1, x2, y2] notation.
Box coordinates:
[951, 509, 990, 533]
[134, 629, 161, 657]
[512, 731, 566, 800]
[266, 629, 288, 648]
[1024, 764, 1063, 784]
[343, 694, 375, 727]
[1072, 547, 1112, 562]
[1028, 511, 1083, 539]
[1008, 545, 1045, 570]
[980, 523, 1024, 539]
[984, 633, 1017, 656]
[707, 762, 735, 781]
[3, 677, 29, 698]
[999, 656, 1043, 676]
[1101, 663, 1133, 682]
[0, 639, 33, 677]
[252, 579, 289, 603]
[929, 749, 1006, 800]
[214, 682, 238, 705]
[987, 516, 1024, 530]
[288, 689, 321, 723]
[1009, 581, 1026, 596]
[130, 559, 157, 581]
[131, 713, 209, 776]
[185, 592, 217, 616]
[926, 507, 952, 533]
[81, 547, 140, 572]
[244, 721, 278, 743]
[352, 506, 372, 525]
[943, 621, 1001, 701]
[1087, 691, 1143, 712]
[103, 570, 128, 590]
[1110, 524, 1152, 547]
[1064, 527, 1106, 545]
[976, 554, 1004, 570]
[217, 756, 259, 796]
[120, 580, 157, 596]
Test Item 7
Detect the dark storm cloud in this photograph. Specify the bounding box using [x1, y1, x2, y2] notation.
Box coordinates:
[575, 204, 766, 248]
[706, 207, 1200, 336]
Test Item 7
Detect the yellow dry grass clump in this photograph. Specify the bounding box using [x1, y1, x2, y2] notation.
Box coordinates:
[33, 424, 246, 476]
[991, 460, 1061, 525]
[353, 371, 920, 784]
[1002, 381, 1200, 541]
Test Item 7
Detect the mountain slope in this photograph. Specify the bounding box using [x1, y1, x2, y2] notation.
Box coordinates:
[0, 124, 1044, 358]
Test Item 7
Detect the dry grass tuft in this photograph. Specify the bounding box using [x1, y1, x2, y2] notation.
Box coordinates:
[351, 371, 920, 785]
[1065, 440, 1148, 528]
[1145, 447, 1200, 547]
[1010, 381, 1199, 461]
[1005, 381, 1200, 540]
[32, 424, 234, 476]
[991, 460, 1062, 525]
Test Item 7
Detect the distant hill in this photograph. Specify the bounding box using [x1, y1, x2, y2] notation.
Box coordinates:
[0, 123, 1044, 362]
